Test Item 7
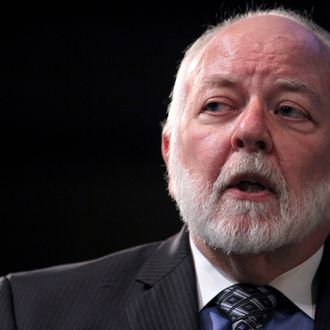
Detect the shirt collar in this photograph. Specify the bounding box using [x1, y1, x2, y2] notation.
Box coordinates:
[190, 236, 323, 319]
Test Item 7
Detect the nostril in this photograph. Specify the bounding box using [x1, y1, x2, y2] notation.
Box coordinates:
[256, 140, 266, 150]
[234, 138, 268, 151]
[237, 139, 244, 148]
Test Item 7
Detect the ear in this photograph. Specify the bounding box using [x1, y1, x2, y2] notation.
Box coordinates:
[161, 131, 176, 198]
[161, 130, 170, 167]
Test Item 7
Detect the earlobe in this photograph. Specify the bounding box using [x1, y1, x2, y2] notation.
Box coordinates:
[161, 131, 170, 166]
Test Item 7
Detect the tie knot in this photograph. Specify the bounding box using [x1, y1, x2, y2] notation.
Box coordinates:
[215, 284, 278, 330]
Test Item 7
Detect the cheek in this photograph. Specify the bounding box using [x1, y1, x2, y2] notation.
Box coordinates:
[177, 125, 231, 181]
[276, 136, 330, 189]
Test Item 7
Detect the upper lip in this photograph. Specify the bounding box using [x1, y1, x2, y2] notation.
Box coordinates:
[226, 173, 276, 193]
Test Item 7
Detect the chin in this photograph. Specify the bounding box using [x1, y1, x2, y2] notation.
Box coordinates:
[186, 211, 299, 255]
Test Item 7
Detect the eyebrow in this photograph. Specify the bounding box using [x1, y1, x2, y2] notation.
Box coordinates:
[201, 75, 241, 88]
[200, 76, 321, 107]
[275, 79, 321, 107]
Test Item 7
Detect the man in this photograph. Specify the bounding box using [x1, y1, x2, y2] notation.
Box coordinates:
[1, 7, 330, 329]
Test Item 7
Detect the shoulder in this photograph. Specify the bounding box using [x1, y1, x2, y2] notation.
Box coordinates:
[3, 228, 190, 299]
[0, 239, 168, 329]
[6, 239, 161, 290]
[0, 229, 191, 328]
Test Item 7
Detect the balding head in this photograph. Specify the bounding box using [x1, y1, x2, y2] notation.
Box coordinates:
[163, 8, 330, 137]
[161, 8, 330, 258]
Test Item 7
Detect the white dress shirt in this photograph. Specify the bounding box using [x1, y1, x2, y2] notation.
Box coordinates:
[190, 236, 323, 319]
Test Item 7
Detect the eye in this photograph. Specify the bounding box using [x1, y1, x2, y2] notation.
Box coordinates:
[203, 100, 236, 113]
[274, 105, 310, 120]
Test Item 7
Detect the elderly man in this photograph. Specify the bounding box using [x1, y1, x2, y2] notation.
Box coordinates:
[1, 8, 330, 330]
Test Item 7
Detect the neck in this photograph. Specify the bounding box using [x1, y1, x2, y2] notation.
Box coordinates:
[191, 223, 330, 285]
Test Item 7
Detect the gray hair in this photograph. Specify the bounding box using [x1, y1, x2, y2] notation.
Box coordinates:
[162, 7, 330, 137]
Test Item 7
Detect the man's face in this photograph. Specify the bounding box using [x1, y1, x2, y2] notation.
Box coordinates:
[163, 16, 330, 254]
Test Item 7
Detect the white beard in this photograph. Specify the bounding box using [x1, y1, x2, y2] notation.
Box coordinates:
[168, 151, 330, 255]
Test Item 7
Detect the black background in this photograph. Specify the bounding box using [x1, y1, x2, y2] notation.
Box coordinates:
[1, 1, 329, 275]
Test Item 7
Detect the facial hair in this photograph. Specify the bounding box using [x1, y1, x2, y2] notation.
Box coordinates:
[169, 151, 330, 255]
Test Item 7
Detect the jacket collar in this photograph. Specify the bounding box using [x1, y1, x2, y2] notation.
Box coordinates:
[314, 236, 330, 330]
[125, 226, 330, 329]
[125, 226, 200, 329]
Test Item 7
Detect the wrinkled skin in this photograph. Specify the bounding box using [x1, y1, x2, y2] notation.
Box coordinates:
[162, 15, 330, 283]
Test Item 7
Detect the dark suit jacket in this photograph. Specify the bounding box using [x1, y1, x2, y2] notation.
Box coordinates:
[0, 227, 330, 329]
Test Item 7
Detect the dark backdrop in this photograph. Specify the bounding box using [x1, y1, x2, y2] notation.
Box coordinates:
[1, 1, 329, 275]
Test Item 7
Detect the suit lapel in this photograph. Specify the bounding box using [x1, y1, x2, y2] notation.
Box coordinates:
[125, 230, 330, 329]
[314, 237, 330, 330]
[125, 227, 200, 330]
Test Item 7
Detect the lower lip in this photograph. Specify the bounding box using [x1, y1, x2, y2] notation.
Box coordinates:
[223, 187, 274, 201]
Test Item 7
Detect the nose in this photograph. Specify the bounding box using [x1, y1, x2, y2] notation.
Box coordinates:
[230, 101, 273, 153]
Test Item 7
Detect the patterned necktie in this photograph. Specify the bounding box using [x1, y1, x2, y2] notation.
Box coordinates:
[215, 283, 278, 330]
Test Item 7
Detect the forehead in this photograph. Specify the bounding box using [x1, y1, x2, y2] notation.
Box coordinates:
[190, 15, 329, 83]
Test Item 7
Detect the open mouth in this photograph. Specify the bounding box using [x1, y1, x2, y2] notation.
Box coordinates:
[235, 181, 267, 192]
[227, 174, 275, 194]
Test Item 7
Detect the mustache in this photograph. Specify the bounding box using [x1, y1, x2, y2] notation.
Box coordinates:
[213, 152, 287, 196]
